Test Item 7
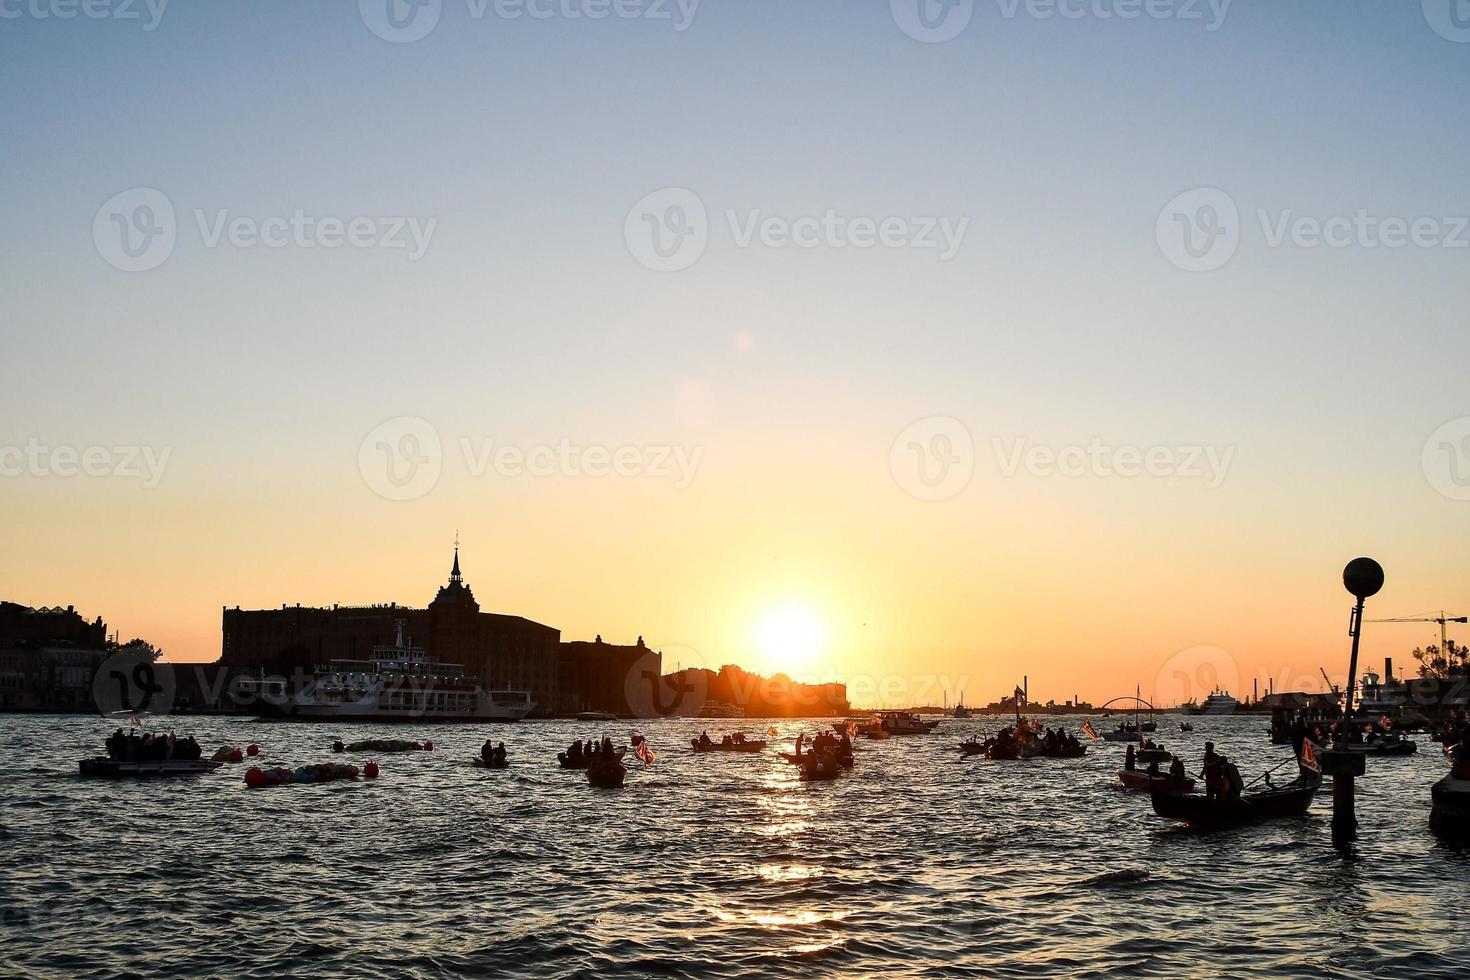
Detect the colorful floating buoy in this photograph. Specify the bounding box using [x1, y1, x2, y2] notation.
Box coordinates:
[227, 749, 244, 764]
[246, 744, 260, 756]
[364, 761, 380, 778]
[424, 740, 434, 751]
[244, 766, 266, 788]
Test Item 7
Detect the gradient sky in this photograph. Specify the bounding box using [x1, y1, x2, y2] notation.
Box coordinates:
[2, 1, 1468, 707]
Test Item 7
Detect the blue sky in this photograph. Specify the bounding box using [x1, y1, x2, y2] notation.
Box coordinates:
[1, 1, 1468, 691]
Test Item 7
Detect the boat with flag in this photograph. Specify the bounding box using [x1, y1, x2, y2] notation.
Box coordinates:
[1149, 744, 1322, 829]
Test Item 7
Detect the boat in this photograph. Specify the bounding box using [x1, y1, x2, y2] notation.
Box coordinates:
[240, 621, 535, 723]
[1117, 768, 1196, 793]
[79, 758, 222, 779]
[1430, 774, 1470, 839]
[873, 711, 939, 736]
[1190, 690, 1241, 716]
[1149, 774, 1321, 829]
[952, 696, 972, 719]
[1136, 747, 1171, 765]
[587, 758, 627, 788]
[559, 747, 625, 770]
[473, 756, 509, 769]
[575, 711, 618, 722]
[1179, 722, 1194, 733]
[797, 753, 844, 781]
[690, 737, 766, 753]
[1309, 736, 1417, 758]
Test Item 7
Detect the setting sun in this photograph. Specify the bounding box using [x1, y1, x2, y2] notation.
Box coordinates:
[754, 604, 828, 674]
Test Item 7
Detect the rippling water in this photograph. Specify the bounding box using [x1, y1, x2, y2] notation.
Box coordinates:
[3, 714, 1468, 978]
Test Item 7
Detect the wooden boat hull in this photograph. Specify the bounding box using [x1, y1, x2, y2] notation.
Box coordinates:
[1117, 768, 1195, 793]
[587, 761, 628, 788]
[1150, 776, 1319, 828]
[560, 747, 625, 770]
[473, 757, 509, 769]
[79, 758, 221, 779]
[690, 740, 766, 753]
[1430, 775, 1470, 839]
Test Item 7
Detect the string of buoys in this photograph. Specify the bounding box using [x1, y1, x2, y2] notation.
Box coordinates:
[244, 762, 381, 789]
[213, 745, 245, 763]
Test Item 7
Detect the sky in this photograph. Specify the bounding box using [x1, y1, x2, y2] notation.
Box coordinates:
[2, 0, 1469, 708]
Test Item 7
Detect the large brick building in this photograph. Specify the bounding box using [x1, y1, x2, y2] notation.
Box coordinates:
[220, 548, 562, 716]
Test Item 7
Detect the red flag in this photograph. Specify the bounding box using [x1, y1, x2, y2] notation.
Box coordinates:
[635, 740, 656, 766]
[845, 721, 858, 738]
[1081, 721, 1099, 741]
[1300, 739, 1320, 774]
[129, 711, 141, 727]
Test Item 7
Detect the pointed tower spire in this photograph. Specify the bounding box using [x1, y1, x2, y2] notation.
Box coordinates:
[449, 532, 462, 584]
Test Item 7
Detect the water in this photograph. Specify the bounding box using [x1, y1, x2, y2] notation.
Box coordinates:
[3, 714, 1467, 979]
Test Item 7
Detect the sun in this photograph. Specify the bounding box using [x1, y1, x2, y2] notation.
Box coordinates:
[754, 604, 827, 674]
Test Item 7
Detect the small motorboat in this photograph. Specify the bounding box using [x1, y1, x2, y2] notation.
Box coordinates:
[1430, 774, 1470, 839]
[780, 750, 854, 769]
[690, 738, 766, 753]
[79, 758, 222, 779]
[1149, 774, 1321, 829]
[576, 711, 618, 722]
[473, 756, 509, 769]
[1309, 737, 1417, 758]
[863, 725, 892, 740]
[1136, 747, 1171, 765]
[1179, 722, 1194, 733]
[1117, 768, 1196, 793]
[587, 758, 627, 788]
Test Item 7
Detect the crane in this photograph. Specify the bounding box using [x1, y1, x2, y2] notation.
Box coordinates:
[1319, 667, 1339, 698]
[1366, 611, 1467, 654]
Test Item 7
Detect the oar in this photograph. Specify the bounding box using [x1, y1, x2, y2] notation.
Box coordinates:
[1245, 755, 1299, 789]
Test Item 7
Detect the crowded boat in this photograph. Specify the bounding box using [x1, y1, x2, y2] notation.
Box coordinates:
[981, 721, 1086, 760]
[80, 728, 220, 779]
[559, 736, 624, 770]
[691, 731, 767, 753]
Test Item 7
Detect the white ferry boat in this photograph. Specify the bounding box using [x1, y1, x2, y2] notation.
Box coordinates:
[241, 623, 535, 723]
[1192, 689, 1241, 716]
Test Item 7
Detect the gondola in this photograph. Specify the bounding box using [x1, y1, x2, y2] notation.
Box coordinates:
[79, 758, 222, 779]
[690, 738, 766, 753]
[1117, 768, 1196, 793]
[1149, 774, 1320, 829]
[587, 758, 628, 788]
[1309, 737, 1417, 758]
[1430, 774, 1470, 839]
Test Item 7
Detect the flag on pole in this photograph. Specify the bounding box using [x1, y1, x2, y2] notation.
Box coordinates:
[129, 711, 141, 727]
[1300, 739, 1320, 774]
[635, 739, 656, 766]
[1013, 686, 1025, 702]
[845, 721, 858, 738]
[1081, 721, 1099, 741]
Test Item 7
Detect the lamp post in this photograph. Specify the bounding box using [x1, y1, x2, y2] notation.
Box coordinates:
[1322, 557, 1383, 841]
